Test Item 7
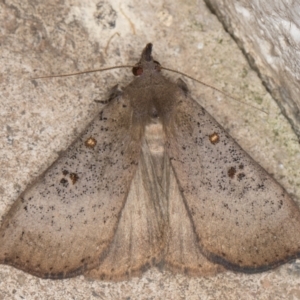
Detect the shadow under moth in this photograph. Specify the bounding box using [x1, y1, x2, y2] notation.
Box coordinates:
[1, 43, 300, 280]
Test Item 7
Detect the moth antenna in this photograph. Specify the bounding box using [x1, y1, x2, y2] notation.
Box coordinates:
[32, 63, 266, 115]
[161, 66, 267, 115]
[32, 65, 134, 79]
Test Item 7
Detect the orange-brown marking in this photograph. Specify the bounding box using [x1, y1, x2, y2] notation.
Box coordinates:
[85, 137, 97, 148]
[209, 132, 220, 144]
[70, 173, 79, 185]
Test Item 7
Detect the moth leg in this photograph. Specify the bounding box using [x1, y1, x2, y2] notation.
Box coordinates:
[94, 84, 123, 104]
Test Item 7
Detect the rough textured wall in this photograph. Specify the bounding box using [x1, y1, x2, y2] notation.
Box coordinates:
[1, 0, 300, 299]
[204, 0, 300, 137]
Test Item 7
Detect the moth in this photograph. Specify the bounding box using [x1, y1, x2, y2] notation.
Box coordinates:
[1, 43, 300, 280]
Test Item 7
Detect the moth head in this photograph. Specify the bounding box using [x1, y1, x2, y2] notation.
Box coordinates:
[132, 43, 161, 76]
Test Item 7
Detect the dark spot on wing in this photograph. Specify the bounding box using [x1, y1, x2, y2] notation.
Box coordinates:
[238, 173, 246, 181]
[228, 167, 236, 178]
[60, 178, 69, 188]
[62, 170, 69, 176]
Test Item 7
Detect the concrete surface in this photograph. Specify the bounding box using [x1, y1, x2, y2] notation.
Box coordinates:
[204, 0, 300, 137]
[1, 0, 300, 299]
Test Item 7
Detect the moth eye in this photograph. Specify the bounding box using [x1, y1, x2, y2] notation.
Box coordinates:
[132, 65, 143, 76]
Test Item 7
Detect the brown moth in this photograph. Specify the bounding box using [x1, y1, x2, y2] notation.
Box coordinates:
[1, 44, 300, 280]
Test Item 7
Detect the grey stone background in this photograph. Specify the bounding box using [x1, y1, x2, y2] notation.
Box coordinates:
[0, 0, 300, 299]
[205, 0, 300, 138]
